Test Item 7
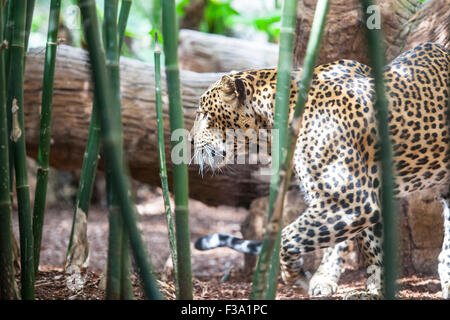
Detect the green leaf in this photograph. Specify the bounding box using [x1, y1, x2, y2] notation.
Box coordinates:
[176, 0, 191, 17]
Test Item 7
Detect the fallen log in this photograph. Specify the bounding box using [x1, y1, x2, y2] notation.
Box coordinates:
[24, 45, 270, 207]
[178, 29, 278, 73]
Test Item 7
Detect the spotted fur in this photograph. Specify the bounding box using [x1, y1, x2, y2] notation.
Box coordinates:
[192, 43, 450, 298]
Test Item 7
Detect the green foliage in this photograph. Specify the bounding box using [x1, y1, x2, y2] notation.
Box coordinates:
[200, 0, 239, 35]
[149, 0, 162, 45]
[176, 0, 191, 15]
[177, 0, 281, 42]
[29, 0, 282, 63]
[234, 10, 281, 42]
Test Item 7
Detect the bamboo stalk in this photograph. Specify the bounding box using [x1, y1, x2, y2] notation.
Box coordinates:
[65, 0, 133, 273]
[266, 0, 329, 299]
[361, 0, 397, 300]
[4, 0, 13, 82]
[5, 0, 14, 196]
[2, 1, 8, 36]
[120, 240, 133, 300]
[7, 0, 34, 300]
[251, 0, 329, 300]
[77, 0, 162, 300]
[250, 0, 299, 300]
[64, 103, 100, 267]
[104, 0, 121, 300]
[5, 0, 22, 284]
[32, 0, 61, 277]
[105, 3, 134, 299]
[103, 0, 128, 300]
[161, 0, 193, 300]
[118, 0, 132, 53]
[0, 0, 17, 300]
[154, 33, 179, 298]
[24, 0, 35, 52]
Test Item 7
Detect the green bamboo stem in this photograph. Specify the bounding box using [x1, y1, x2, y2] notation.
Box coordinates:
[0, 0, 17, 300]
[2, 1, 8, 37]
[120, 239, 133, 300]
[104, 0, 121, 300]
[118, 0, 132, 53]
[361, 0, 397, 300]
[250, 0, 298, 300]
[65, 103, 100, 264]
[251, 0, 329, 300]
[5, 0, 13, 81]
[266, 0, 329, 299]
[32, 0, 61, 277]
[77, 0, 162, 300]
[65, 0, 132, 267]
[154, 33, 179, 298]
[7, 0, 34, 300]
[103, 0, 130, 300]
[5, 0, 14, 195]
[24, 0, 35, 52]
[5, 0, 21, 285]
[161, 0, 193, 300]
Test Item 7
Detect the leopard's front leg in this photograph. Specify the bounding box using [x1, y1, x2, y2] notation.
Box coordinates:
[280, 192, 382, 298]
[308, 240, 354, 296]
[344, 224, 384, 300]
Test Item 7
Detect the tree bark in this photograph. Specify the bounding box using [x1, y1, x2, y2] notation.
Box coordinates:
[178, 29, 278, 73]
[179, 1, 449, 73]
[24, 45, 269, 207]
[401, 0, 450, 52]
[294, 0, 449, 67]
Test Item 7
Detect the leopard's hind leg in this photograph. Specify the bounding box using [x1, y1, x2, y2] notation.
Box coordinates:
[279, 193, 381, 294]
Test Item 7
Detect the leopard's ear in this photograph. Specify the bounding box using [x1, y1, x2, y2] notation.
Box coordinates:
[220, 75, 246, 107]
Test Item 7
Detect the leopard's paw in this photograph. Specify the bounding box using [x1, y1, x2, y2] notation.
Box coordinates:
[343, 290, 383, 300]
[442, 282, 449, 299]
[308, 274, 338, 296]
[438, 249, 450, 299]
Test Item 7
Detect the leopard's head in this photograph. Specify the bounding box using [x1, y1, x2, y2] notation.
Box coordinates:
[190, 72, 275, 175]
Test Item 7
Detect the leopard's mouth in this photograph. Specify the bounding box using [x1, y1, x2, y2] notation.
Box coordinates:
[191, 138, 273, 177]
[191, 142, 229, 177]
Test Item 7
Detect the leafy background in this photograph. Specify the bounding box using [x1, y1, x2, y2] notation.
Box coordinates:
[29, 0, 431, 63]
[29, 0, 281, 63]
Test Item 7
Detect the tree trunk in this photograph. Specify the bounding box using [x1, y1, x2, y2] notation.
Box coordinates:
[401, 0, 450, 51]
[294, 0, 449, 67]
[178, 29, 278, 73]
[24, 45, 269, 207]
[179, 1, 449, 73]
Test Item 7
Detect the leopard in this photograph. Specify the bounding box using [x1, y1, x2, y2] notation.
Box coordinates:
[190, 42, 450, 299]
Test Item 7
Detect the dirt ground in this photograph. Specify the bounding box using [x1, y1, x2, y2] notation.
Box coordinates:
[12, 185, 445, 300]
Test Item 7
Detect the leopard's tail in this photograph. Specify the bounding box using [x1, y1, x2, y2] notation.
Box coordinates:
[194, 233, 262, 255]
